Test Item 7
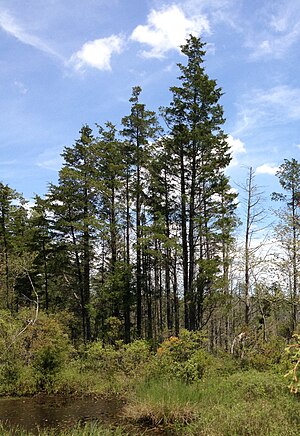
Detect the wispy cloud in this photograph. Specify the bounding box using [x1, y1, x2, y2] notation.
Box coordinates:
[246, 1, 300, 60]
[131, 4, 210, 58]
[248, 27, 300, 60]
[233, 85, 300, 135]
[255, 85, 300, 120]
[255, 163, 279, 176]
[0, 8, 61, 58]
[69, 35, 124, 72]
[36, 149, 63, 172]
[13, 80, 28, 95]
[0, 159, 17, 165]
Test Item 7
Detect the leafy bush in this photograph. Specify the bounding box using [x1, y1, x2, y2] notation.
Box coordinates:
[284, 334, 300, 394]
[82, 339, 151, 376]
[241, 335, 286, 371]
[120, 340, 152, 375]
[152, 330, 212, 383]
[0, 310, 73, 394]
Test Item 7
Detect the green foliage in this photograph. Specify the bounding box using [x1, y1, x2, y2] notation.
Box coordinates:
[240, 334, 286, 371]
[152, 331, 213, 383]
[0, 310, 73, 394]
[103, 316, 123, 344]
[284, 334, 300, 394]
[82, 339, 151, 377]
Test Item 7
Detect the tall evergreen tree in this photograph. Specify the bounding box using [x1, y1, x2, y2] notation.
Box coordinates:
[121, 86, 161, 338]
[0, 183, 32, 311]
[272, 158, 300, 332]
[48, 125, 97, 342]
[92, 122, 131, 341]
[162, 35, 235, 331]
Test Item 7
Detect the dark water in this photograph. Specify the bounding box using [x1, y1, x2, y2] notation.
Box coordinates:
[0, 395, 124, 433]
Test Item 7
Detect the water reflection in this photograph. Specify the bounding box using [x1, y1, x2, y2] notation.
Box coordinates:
[0, 395, 123, 433]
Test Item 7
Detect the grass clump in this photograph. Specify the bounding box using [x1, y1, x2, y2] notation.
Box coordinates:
[125, 378, 199, 426]
[0, 421, 130, 435]
[124, 370, 300, 435]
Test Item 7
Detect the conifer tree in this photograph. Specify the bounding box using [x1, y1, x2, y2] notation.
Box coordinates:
[162, 35, 235, 330]
[48, 125, 97, 342]
[121, 86, 161, 338]
[0, 184, 35, 311]
[92, 122, 131, 341]
[272, 158, 300, 332]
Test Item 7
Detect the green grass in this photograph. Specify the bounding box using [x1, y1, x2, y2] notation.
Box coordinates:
[124, 370, 300, 435]
[0, 422, 131, 435]
[1, 370, 299, 435]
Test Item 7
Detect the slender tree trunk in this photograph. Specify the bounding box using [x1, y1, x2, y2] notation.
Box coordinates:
[83, 187, 91, 341]
[70, 221, 86, 343]
[124, 169, 131, 343]
[42, 239, 49, 311]
[110, 186, 117, 267]
[83, 227, 91, 341]
[292, 186, 298, 331]
[173, 252, 180, 336]
[164, 169, 172, 332]
[188, 147, 196, 330]
[180, 140, 189, 329]
[1, 206, 10, 310]
[244, 168, 253, 327]
[136, 136, 142, 338]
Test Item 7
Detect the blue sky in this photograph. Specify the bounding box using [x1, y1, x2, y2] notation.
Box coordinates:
[0, 0, 299, 206]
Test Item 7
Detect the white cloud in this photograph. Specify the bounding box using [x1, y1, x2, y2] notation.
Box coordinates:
[0, 9, 60, 57]
[255, 164, 279, 176]
[249, 27, 300, 60]
[70, 35, 124, 71]
[227, 134, 246, 166]
[255, 86, 300, 120]
[131, 4, 210, 58]
[247, 1, 300, 60]
[36, 149, 62, 172]
[270, 1, 300, 33]
[14, 80, 28, 95]
[233, 85, 300, 135]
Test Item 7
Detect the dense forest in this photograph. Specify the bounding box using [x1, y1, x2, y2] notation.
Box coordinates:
[1, 35, 300, 350]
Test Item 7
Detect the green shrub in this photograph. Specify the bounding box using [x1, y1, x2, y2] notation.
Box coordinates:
[241, 335, 286, 371]
[0, 310, 73, 394]
[82, 339, 152, 378]
[152, 331, 212, 383]
[284, 334, 300, 394]
[119, 340, 152, 375]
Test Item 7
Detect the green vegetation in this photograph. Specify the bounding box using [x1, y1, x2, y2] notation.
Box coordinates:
[0, 318, 299, 434]
[1, 35, 300, 434]
[125, 373, 300, 435]
[0, 422, 130, 436]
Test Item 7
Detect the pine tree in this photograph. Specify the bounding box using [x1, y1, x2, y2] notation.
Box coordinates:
[48, 125, 97, 342]
[0, 183, 33, 311]
[272, 158, 300, 332]
[121, 86, 161, 338]
[92, 122, 131, 341]
[162, 35, 235, 331]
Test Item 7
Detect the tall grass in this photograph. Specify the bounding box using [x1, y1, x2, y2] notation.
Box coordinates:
[0, 422, 130, 435]
[124, 370, 300, 435]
